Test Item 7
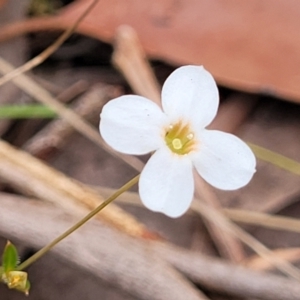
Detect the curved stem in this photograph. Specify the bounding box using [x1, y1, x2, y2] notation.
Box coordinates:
[17, 174, 140, 271]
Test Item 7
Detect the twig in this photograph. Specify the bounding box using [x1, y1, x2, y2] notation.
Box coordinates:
[154, 242, 300, 300]
[0, 0, 99, 87]
[23, 84, 118, 158]
[0, 57, 144, 172]
[0, 138, 152, 239]
[97, 184, 300, 280]
[97, 185, 300, 234]
[193, 182, 300, 282]
[194, 174, 245, 262]
[112, 25, 161, 105]
[0, 16, 93, 45]
[244, 248, 300, 271]
[223, 208, 300, 233]
[196, 93, 259, 261]
[54, 79, 89, 103]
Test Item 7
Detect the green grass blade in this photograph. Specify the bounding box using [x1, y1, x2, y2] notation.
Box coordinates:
[0, 105, 57, 119]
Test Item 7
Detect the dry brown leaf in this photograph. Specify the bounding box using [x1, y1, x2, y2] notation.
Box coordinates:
[0, 0, 7, 9]
[2, 1, 300, 102]
[55, 0, 300, 103]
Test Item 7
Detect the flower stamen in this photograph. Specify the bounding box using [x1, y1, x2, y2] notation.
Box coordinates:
[187, 133, 194, 140]
[165, 122, 196, 155]
[172, 138, 183, 150]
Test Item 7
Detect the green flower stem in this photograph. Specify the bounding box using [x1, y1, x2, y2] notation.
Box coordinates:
[17, 174, 140, 271]
[248, 142, 300, 176]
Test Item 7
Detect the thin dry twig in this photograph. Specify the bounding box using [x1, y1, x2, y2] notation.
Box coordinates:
[0, 0, 99, 88]
[244, 248, 300, 271]
[0, 56, 144, 172]
[112, 25, 161, 105]
[0, 138, 153, 239]
[193, 179, 245, 259]
[223, 208, 300, 233]
[0, 0, 144, 174]
[154, 242, 300, 300]
[23, 84, 118, 158]
[96, 183, 300, 280]
[54, 79, 89, 103]
[193, 178, 300, 282]
[0, 16, 88, 45]
[97, 185, 300, 234]
[194, 174, 245, 262]
[197, 93, 258, 261]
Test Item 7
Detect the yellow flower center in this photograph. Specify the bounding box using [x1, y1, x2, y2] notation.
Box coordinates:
[7, 271, 27, 289]
[165, 122, 196, 155]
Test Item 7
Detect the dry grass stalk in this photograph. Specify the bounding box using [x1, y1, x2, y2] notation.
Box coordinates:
[244, 248, 300, 271]
[23, 84, 119, 158]
[192, 184, 300, 281]
[54, 79, 89, 103]
[97, 185, 300, 234]
[154, 242, 300, 300]
[0, 138, 154, 239]
[33, 77, 88, 101]
[223, 208, 300, 233]
[0, 0, 143, 171]
[112, 25, 161, 106]
[194, 174, 245, 262]
[0, 56, 144, 172]
[97, 183, 300, 280]
[0, 0, 99, 88]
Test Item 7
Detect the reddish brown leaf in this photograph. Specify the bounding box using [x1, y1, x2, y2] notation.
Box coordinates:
[56, 0, 300, 103]
[0, 0, 7, 9]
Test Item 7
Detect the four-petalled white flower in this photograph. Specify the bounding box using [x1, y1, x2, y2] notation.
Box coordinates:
[100, 66, 256, 218]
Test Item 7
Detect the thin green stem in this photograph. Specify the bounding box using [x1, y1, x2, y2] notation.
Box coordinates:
[0, 105, 57, 119]
[17, 174, 140, 271]
[248, 142, 300, 176]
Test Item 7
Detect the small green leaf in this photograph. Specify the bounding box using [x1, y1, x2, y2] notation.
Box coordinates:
[2, 241, 19, 274]
[1, 242, 31, 295]
[0, 104, 57, 119]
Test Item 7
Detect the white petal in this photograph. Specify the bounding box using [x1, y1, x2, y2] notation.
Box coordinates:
[100, 95, 168, 155]
[192, 130, 256, 190]
[139, 147, 194, 218]
[161, 65, 219, 129]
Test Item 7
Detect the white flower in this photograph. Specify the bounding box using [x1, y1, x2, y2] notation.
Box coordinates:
[99, 66, 256, 218]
